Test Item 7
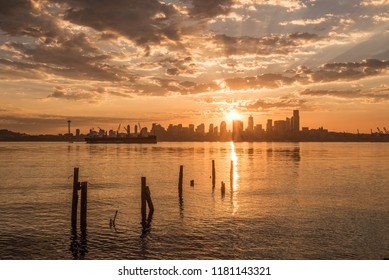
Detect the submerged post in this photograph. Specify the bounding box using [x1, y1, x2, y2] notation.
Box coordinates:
[230, 160, 234, 187]
[178, 165, 183, 198]
[212, 160, 216, 188]
[141, 177, 147, 225]
[221, 181, 226, 197]
[71, 167, 79, 229]
[145, 186, 154, 214]
[80, 181, 88, 232]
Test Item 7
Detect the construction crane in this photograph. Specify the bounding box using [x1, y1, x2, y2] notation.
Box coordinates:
[117, 124, 121, 136]
[377, 127, 383, 134]
[138, 122, 142, 131]
[384, 127, 388, 134]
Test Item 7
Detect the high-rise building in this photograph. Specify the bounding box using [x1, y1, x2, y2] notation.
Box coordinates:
[292, 110, 300, 132]
[274, 120, 287, 133]
[247, 115, 254, 131]
[220, 121, 227, 135]
[232, 120, 243, 141]
[286, 117, 291, 131]
[209, 124, 214, 134]
[196, 123, 205, 134]
[189, 124, 195, 134]
[266, 119, 273, 133]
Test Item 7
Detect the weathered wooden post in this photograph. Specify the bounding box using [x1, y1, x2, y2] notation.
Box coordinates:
[71, 167, 79, 229]
[221, 181, 226, 197]
[141, 177, 147, 225]
[190, 180, 194, 187]
[230, 160, 234, 187]
[212, 160, 216, 188]
[80, 181, 88, 232]
[145, 186, 154, 214]
[178, 165, 183, 198]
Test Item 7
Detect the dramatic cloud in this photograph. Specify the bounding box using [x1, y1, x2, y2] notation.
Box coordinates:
[52, 0, 181, 47]
[189, 0, 233, 18]
[0, 0, 388, 133]
[300, 87, 389, 102]
[214, 32, 323, 56]
[309, 59, 389, 83]
[240, 97, 307, 111]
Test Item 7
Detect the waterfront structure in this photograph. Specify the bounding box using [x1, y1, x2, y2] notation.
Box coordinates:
[292, 110, 300, 132]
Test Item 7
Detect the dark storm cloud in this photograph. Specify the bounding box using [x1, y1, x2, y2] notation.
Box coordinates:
[189, 0, 233, 18]
[51, 0, 181, 47]
[214, 32, 323, 55]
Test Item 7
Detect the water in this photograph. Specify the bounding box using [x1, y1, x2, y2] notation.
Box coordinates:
[0, 142, 388, 259]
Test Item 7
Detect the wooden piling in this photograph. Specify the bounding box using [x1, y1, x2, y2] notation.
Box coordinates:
[221, 181, 226, 197]
[190, 180, 194, 187]
[112, 210, 118, 227]
[141, 177, 147, 225]
[178, 165, 183, 197]
[212, 160, 216, 188]
[230, 160, 234, 187]
[145, 186, 154, 214]
[71, 167, 79, 229]
[80, 181, 88, 232]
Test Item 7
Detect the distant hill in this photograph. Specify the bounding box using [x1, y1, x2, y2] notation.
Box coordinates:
[0, 129, 27, 140]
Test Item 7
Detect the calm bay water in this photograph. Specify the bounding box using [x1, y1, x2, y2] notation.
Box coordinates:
[0, 141, 388, 259]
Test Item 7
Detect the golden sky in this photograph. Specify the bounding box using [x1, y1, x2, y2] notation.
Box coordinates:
[0, 0, 388, 134]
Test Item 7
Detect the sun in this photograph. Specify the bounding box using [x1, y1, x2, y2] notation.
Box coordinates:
[226, 110, 242, 121]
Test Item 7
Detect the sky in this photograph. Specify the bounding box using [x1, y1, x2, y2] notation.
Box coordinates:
[0, 0, 388, 134]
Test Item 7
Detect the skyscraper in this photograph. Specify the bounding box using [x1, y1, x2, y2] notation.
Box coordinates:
[209, 123, 214, 134]
[292, 110, 300, 132]
[266, 119, 273, 133]
[220, 121, 227, 135]
[232, 120, 243, 141]
[248, 115, 254, 131]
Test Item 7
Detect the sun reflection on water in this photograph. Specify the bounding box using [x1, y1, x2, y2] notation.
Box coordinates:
[230, 142, 239, 214]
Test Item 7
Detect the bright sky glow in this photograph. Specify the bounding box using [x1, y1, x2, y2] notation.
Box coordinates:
[0, 0, 388, 134]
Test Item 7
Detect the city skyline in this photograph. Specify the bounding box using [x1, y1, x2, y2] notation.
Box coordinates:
[1, 1, 388, 134]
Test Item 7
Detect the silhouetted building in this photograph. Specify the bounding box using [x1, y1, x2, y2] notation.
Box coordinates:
[232, 120, 243, 141]
[220, 121, 227, 135]
[286, 117, 291, 131]
[274, 120, 287, 133]
[196, 123, 205, 135]
[209, 124, 214, 134]
[266, 119, 273, 133]
[76, 129, 80, 137]
[247, 115, 254, 131]
[189, 124, 195, 134]
[255, 124, 263, 133]
[292, 110, 300, 132]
